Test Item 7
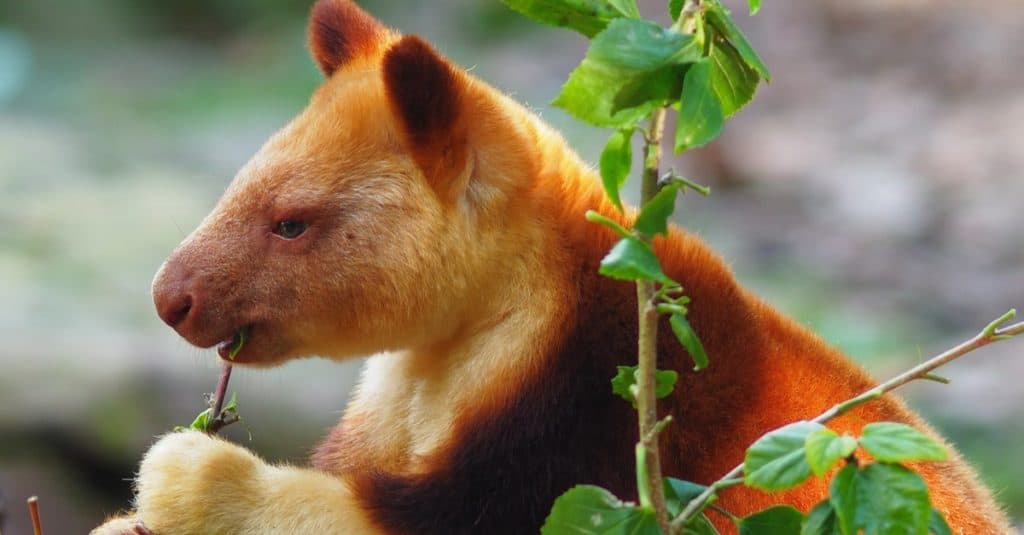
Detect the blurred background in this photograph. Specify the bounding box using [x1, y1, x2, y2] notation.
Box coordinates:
[1, 0, 1021, 532]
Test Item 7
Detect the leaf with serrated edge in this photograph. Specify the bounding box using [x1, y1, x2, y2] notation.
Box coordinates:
[708, 38, 759, 118]
[589, 19, 700, 71]
[675, 61, 724, 152]
[554, 19, 702, 127]
[705, 1, 770, 81]
[859, 422, 948, 463]
[854, 463, 931, 535]
[611, 366, 677, 407]
[738, 505, 804, 535]
[745, 421, 824, 491]
[805, 428, 858, 476]
[540, 485, 662, 534]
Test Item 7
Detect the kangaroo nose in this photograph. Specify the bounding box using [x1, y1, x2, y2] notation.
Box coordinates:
[157, 291, 193, 328]
[152, 256, 196, 329]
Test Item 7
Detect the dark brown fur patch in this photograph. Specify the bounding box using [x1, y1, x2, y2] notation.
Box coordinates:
[381, 35, 469, 194]
[308, 0, 386, 76]
[382, 36, 462, 145]
[348, 262, 641, 534]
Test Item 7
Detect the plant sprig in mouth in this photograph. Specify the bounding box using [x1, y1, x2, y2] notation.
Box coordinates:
[218, 325, 251, 361]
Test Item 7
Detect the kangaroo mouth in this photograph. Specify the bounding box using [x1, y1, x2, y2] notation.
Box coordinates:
[217, 325, 252, 361]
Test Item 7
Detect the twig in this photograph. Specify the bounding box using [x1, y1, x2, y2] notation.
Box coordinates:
[26, 496, 41, 535]
[635, 105, 672, 532]
[205, 364, 236, 435]
[668, 309, 1024, 533]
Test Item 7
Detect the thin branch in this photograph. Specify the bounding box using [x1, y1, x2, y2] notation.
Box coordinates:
[205, 364, 237, 435]
[26, 496, 41, 535]
[635, 104, 672, 533]
[211, 364, 232, 418]
[669, 309, 1023, 533]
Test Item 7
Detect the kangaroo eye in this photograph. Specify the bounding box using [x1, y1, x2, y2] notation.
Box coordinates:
[274, 220, 308, 239]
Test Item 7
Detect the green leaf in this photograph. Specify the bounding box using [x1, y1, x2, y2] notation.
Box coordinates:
[500, 0, 624, 38]
[704, 1, 770, 81]
[664, 479, 719, 535]
[611, 64, 687, 115]
[588, 19, 701, 71]
[669, 313, 709, 370]
[748, 0, 761, 16]
[541, 485, 661, 535]
[188, 408, 212, 432]
[804, 428, 858, 476]
[554, 19, 702, 127]
[555, 61, 663, 128]
[223, 391, 238, 414]
[599, 237, 672, 283]
[829, 463, 932, 535]
[664, 478, 709, 517]
[854, 463, 931, 535]
[802, 501, 840, 535]
[738, 506, 804, 535]
[611, 366, 678, 407]
[611, 366, 637, 406]
[586, 210, 631, 238]
[828, 463, 858, 535]
[600, 129, 633, 210]
[928, 508, 952, 535]
[669, 0, 684, 21]
[655, 369, 679, 399]
[635, 183, 680, 236]
[607, 0, 640, 19]
[859, 423, 948, 463]
[675, 60, 724, 152]
[707, 38, 759, 118]
[744, 421, 824, 491]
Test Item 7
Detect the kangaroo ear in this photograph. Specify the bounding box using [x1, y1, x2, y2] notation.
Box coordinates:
[308, 0, 389, 76]
[382, 35, 469, 195]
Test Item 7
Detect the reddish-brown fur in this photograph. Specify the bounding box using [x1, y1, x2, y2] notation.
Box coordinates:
[308, 0, 392, 75]
[99, 1, 1011, 533]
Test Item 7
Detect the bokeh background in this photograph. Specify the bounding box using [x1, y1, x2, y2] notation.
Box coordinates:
[1, 0, 1022, 532]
